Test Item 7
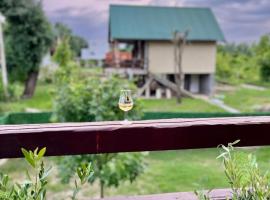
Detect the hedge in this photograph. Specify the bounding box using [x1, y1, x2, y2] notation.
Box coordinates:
[143, 112, 270, 119]
[0, 112, 52, 125]
[1, 111, 270, 125]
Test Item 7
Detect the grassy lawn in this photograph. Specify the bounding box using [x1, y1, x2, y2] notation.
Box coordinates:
[221, 87, 270, 112]
[141, 98, 225, 112]
[3, 82, 270, 198]
[0, 84, 54, 113]
[0, 82, 225, 113]
[2, 147, 270, 199]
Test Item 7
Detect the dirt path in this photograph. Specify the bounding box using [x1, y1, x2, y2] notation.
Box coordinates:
[0, 159, 7, 166]
[241, 84, 266, 91]
[209, 98, 240, 113]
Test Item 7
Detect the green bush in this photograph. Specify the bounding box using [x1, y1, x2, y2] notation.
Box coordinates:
[52, 75, 143, 122]
[39, 66, 56, 84]
[0, 148, 93, 200]
[52, 67, 146, 198]
[0, 81, 21, 102]
[197, 141, 270, 200]
[215, 37, 270, 85]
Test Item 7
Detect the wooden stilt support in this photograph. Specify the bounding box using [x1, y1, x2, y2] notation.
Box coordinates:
[137, 76, 153, 97]
[112, 40, 120, 68]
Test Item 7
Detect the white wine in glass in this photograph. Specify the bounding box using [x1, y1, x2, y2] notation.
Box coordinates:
[119, 89, 133, 123]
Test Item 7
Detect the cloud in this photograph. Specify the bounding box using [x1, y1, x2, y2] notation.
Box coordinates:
[43, 0, 270, 56]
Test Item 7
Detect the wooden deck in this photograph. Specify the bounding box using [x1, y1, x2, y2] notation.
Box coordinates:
[96, 189, 231, 200]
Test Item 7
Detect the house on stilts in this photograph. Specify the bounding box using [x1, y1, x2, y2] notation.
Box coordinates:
[105, 5, 225, 98]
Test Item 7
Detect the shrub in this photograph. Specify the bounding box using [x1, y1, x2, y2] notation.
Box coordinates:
[52, 73, 146, 198]
[52, 75, 142, 122]
[196, 140, 270, 200]
[0, 81, 21, 102]
[0, 148, 93, 200]
[39, 66, 57, 84]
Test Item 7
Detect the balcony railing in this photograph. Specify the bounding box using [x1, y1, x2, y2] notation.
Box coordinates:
[1, 116, 270, 199]
[104, 59, 146, 69]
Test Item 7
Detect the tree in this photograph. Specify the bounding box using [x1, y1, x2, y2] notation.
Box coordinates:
[0, 0, 53, 98]
[53, 37, 72, 67]
[52, 59, 146, 197]
[70, 35, 88, 57]
[255, 34, 270, 56]
[173, 30, 188, 103]
[256, 35, 270, 82]
[259, 52, 270, 82]
[54, 22, 88, 57]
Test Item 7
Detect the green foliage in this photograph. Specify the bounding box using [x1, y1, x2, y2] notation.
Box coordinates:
[218, 140, 270, 200]
[52, 38, 78, 86]
[255, 35, 270, 56]
[21, 147, 46, 168]
[52, 68, 145, 197]
[72, 163, 94, 200]
[0, 147, 50, 200]
[259, 52, 270, 82]
[53, 37, 73, 67]
[69, 36, 88, 58]
[216, 43, 259, 85]
[0, 81, 21, 102]
[0, 0, 53, 83]
[256, 35, 270, 82]
[57, 153, 146, 198]
[52, 75, 143, 122]
[0, 148, 93, 200]
[197, 140, 270, 200]
[38, 67, 56, 84]
[18, 147, 50, 200]
[216, 35, 270, 85]
[54, 22, 88, 57]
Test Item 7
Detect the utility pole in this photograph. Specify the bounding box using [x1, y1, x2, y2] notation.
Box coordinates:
[173, 30, 188, 103]
[0, 12, 8, 97]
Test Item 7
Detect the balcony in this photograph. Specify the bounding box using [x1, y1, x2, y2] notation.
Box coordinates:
[1, 116, 270, 199]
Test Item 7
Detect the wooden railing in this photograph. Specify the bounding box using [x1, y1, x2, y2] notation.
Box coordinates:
[104, 59, 146, 69]
[1, 116, 270, 199]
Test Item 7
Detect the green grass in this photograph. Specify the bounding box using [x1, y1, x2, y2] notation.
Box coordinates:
[222, 88, 270, 112]
[141, 98, 225, 112]
[1, 82, 270, 198]
[0, 83, 54, 112]
[3, 147, 270, 198]
[0, 83, 225, 113]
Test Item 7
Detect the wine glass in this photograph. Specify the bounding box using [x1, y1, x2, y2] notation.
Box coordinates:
[118, 89, 133, 123]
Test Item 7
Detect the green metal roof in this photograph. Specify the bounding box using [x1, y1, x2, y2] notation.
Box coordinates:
[109, 5, 225, 42]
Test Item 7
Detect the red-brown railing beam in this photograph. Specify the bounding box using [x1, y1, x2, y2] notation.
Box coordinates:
[1, 117, 270, 158]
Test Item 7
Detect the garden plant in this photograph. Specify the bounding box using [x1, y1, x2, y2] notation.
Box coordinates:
[52, 40, 147, 198]
[197, 140, 270, 200]
[0, 148, 93, 200]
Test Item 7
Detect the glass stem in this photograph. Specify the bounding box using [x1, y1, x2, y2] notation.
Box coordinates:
[124, 111, 128, 121]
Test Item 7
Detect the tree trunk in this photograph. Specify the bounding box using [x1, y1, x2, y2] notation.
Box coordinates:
[100, 180, 104, 198]
[22, 71, 39, 98]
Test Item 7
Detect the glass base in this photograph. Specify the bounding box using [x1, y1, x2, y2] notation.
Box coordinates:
[121, 119, 132, 125]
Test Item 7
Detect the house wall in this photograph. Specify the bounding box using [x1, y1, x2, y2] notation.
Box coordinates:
[147, 41, 216, 74]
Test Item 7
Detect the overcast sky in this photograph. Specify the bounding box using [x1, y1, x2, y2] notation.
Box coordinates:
[43, 0, 270, 57]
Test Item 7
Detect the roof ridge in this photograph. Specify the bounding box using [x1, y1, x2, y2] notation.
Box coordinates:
[109, 4, 211, 10]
